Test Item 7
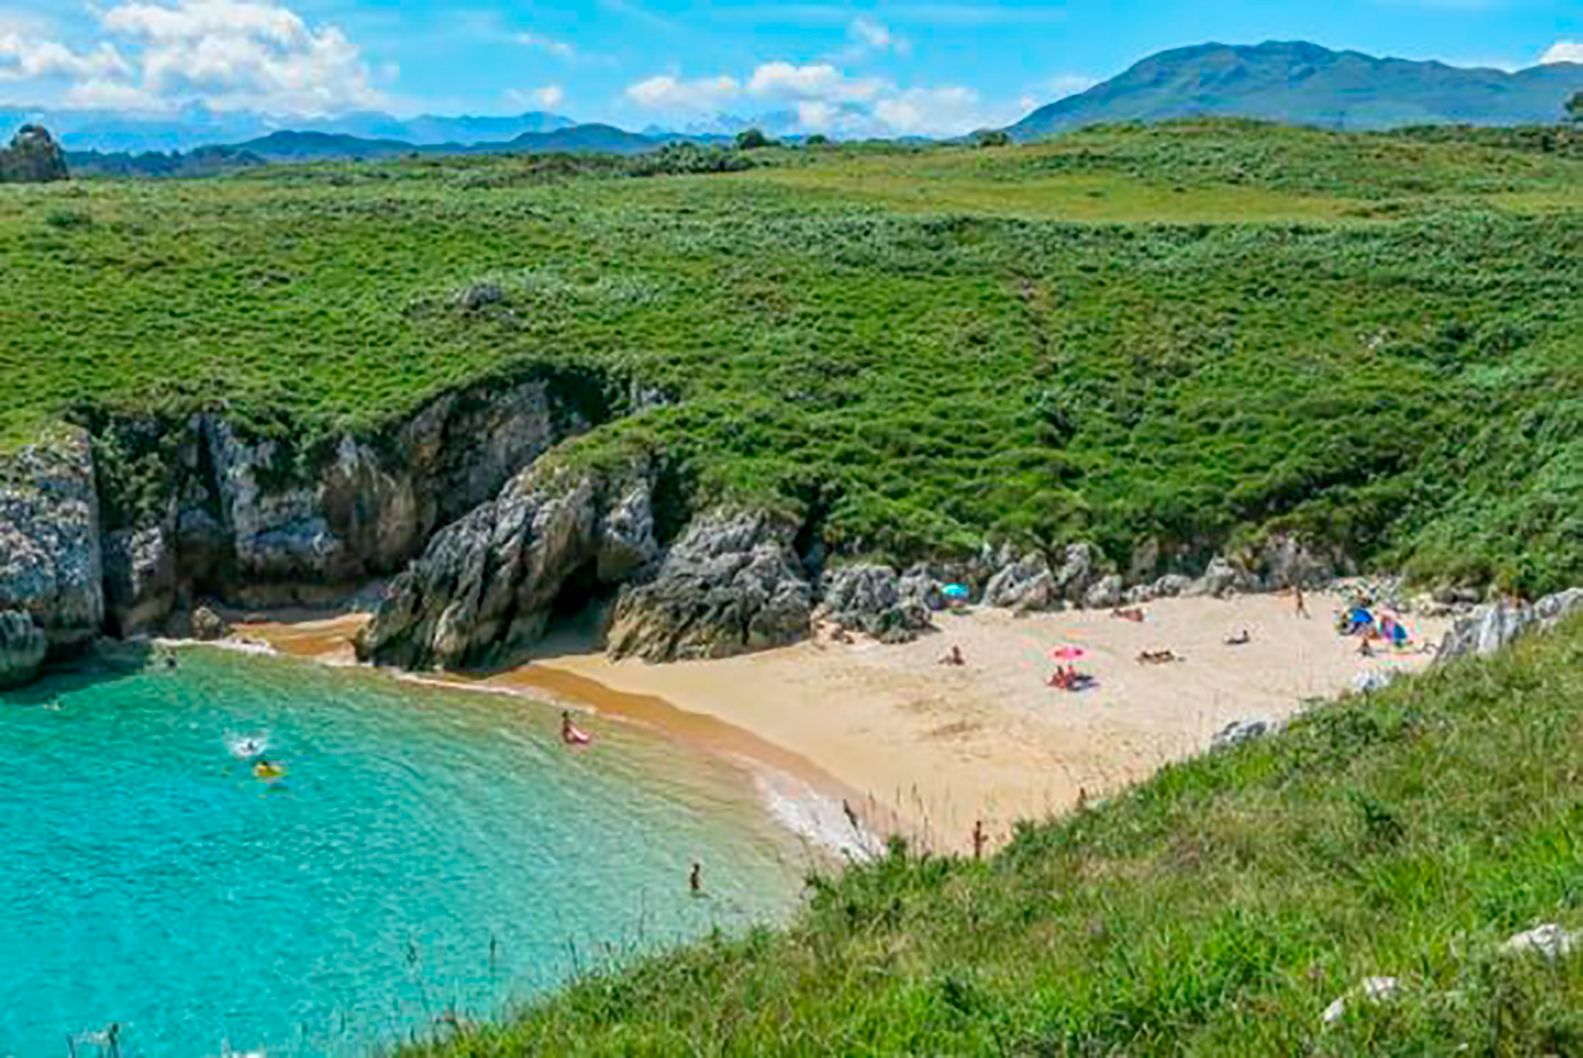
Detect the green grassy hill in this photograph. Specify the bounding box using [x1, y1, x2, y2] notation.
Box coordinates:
[404, 618, 1583, 1057]
[2, 120, 1581, 591]
[1010, 41, 1583, 139]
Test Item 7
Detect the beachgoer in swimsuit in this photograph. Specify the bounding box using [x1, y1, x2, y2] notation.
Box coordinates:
[689, 862, 702, 895]
[1225, 630, 1251, 646]
[972, 819, 987, 861]
[1295, 585, 1310, 619]
[939, 645, 965, 667]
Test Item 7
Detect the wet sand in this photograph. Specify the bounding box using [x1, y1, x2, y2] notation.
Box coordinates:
[233, 592, 1448, 854]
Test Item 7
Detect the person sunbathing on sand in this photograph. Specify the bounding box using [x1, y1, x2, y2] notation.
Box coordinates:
[939, 645, 966, 667]
[1048, 666, 1096, 691]
[1137, 649, 1184, 665]
[1110, 606, 1146, 623]
[1224, 629, 1252, 646]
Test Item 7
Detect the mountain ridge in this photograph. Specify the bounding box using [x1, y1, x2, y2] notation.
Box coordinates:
[1011, 40, 1583, 139]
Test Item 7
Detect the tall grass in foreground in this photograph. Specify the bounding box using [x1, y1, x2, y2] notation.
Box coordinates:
[405, 618, 1583, 1056]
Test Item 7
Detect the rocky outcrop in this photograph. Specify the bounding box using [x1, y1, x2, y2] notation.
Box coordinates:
[981, 543, 1110, 612]
[1437, 588, 1583, 661]
[189, 606, 232, 642]
[96, 374, 596, 633]
[0, 611, 47, 689]
[1084, 574, 1124, 610]
[1184, 557, 1262, 599]
[983, 554, 1058, 611]
[0, 428, 103, 657]
[817, 563, 933, 643]
[607, 511, 812, 661]
[0, 125, 68, 184]
[1212, 718, 1272, 751]
[1250, 534, 1347, 589]
[358, 461, 658, 670]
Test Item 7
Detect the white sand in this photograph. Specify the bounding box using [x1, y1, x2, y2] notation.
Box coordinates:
[235, 592, 1447, 855]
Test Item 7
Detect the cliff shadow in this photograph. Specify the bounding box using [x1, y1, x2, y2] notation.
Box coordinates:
[0, 641, 156, 708]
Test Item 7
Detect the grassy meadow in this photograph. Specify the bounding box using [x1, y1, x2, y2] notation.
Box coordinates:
[2, 121, 1581, 589]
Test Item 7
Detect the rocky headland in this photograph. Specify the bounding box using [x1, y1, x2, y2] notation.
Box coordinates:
[2, 368, 1573, 692]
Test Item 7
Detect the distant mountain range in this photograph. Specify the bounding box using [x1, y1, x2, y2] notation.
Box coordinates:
[1011, 41, 1583, 139]
[0, 105, 575, 153]
[63, 123, 728, 177]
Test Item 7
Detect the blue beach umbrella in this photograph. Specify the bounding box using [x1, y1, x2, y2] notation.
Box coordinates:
[942, 583, 970, 601]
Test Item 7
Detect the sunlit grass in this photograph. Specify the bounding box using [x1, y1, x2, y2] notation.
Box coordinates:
[3, 120, 1581, 591]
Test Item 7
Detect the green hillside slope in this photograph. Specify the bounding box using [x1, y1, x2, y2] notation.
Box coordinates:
[407, 617, 1583, 1057]
[1012, 41, 1583, 139]
[2, 122, 1580, 592]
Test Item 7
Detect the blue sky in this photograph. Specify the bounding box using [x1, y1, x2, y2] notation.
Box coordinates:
[0, 0, 1579, 135]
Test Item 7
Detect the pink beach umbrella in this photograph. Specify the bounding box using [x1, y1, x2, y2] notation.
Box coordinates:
[1051, 646, 1088, 662]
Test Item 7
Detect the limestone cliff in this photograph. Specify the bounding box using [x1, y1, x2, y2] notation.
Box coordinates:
[93, 373, 598, 634]
[357, 460, 659, 670]
[0, 428, 104, 675]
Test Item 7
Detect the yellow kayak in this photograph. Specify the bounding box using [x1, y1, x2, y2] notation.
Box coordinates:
[253, 761, 286, 781]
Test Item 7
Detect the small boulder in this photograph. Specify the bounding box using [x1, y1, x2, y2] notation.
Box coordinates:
[1184, 557, 1259, 599]
[454, 281, 505, 312]
[1054, 543, 1105, 602]
[1500, 923, 1579, 963]
[1321, 975, 1399, 1026]
[1212, 718, 1271, 750]
[1083, 574, 1124, 610]
[1151, 573, 1194, 598]
[983, 555, 1058, 612]
[190, 605, 233, 642]
[1123, 584, 1156, 605]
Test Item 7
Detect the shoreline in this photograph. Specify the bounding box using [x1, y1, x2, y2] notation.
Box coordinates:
[223, 611, 891, 860]
[228, 591, 1450, 856]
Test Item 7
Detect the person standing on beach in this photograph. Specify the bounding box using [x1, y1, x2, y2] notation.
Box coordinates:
[689, 861, 703, 895]
[1295, 585, 1310, 619]
[972, 820, 987, 861]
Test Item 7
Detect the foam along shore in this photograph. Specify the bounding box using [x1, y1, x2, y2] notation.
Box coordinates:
[233, 591, 1448, 855]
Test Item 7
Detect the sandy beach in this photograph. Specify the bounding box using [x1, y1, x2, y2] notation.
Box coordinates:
[233, 590, 1448, 855]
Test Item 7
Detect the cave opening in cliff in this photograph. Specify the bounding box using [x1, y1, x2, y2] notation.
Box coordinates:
[542, 558, 621, 647]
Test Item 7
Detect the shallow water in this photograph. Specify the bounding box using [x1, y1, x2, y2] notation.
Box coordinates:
[0, 647, 807, 1058]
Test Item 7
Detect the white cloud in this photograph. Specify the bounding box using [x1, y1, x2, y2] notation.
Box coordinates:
[0, 0, 383, 115]
[624, 59, 1018, 137]
[625, 73, 741, 111]
[514, 31, 574, 59]
[0, 34, 131, 82]
[1542, 41, 1583, 65]
[531, 84, 564, 108]
[873, 85, 987, 135]
[747, 62, 883, 102]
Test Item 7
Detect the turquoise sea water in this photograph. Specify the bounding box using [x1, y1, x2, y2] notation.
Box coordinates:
[0, 647, 807, 1058]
